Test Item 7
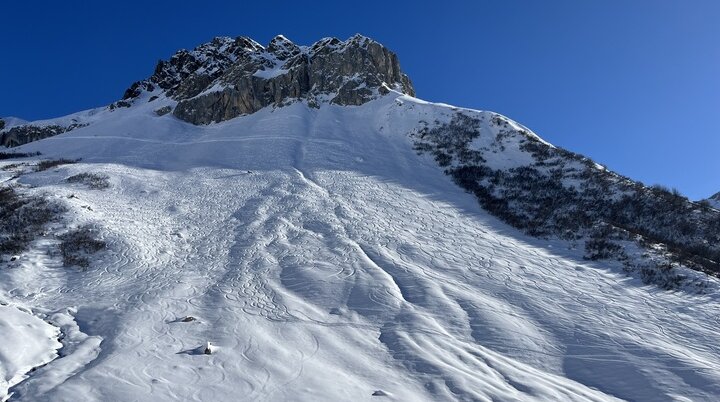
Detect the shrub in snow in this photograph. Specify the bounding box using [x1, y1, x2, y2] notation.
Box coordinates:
[58, 225, 106, 268]
[65, 173, 110, 190]
[413, 113, 720, 289]
[35, 158, 80, 172]
[0, 186, 64, 256]
[0, 151, 41, 160]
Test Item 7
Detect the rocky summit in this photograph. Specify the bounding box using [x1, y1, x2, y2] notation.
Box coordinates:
[0, 34, 414, 147]
[123, 34, 415, 125]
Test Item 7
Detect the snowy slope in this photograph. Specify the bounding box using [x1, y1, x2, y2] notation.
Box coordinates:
[0, 117, 28, 130]
[1, 93, 719, 401]
[0, 304, 61, 401]
[708, 193, 720, 209]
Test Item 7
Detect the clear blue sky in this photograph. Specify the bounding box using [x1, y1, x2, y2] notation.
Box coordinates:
[1, 1, 718, 199]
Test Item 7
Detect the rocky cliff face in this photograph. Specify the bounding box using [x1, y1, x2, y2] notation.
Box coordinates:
[123, 34, 415, 125]
[1, 123, 87, 148]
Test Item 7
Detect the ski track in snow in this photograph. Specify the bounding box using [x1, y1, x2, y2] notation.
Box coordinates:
[1, 95, 719, 401]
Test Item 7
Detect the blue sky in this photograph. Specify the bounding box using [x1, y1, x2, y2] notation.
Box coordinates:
[1, 1, 718, 199]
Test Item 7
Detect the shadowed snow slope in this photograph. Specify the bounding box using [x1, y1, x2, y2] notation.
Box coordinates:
[1, 93, 720, 401]
[708, 193, 720, 209]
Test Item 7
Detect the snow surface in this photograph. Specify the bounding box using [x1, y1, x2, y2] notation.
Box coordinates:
[1, 94, 720, 401]
[0, 304, 61, 401]
[708, 195, 720, 210]
[0, 117, 29, 131]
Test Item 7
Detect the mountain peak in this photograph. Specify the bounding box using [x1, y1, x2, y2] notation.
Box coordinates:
[267, 35, 299, 60]
[268, 34, 292, 45]
[121, 34, 415, 124]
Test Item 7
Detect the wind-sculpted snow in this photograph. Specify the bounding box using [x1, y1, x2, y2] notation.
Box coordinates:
[1, 95, 719, 401]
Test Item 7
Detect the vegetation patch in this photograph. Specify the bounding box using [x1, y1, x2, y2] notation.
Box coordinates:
[0, 186, 65, 256]
[1, 163, 26, 171]
[59, 225, 107, 268]
[0, 151, 41, 160]
[413, 113, 720, 290]
[36, 158, 80, 172]
[66, 173, 110, 190]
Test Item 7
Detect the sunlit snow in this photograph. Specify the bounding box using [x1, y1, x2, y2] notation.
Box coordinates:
[1, 94, 719, 401]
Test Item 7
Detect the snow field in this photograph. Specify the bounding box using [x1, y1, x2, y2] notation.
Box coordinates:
[0, 94, 718, 400]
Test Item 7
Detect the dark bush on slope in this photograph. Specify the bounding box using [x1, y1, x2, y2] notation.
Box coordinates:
[36, 158, 80, 172]
[412, 113, 720, 287]
[0, 151, 41, 160]
[59, 225, 106, 268]
[0, 186, 65, 256]
[66, 173, 110, 190]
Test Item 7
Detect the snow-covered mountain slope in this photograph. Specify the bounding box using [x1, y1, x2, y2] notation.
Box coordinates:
[1, 93, 719, 401]
[0, 117, 28, 131]
[411, 113, 720, 287]
[2, 35, 720, 401]
[1, 34, 412, 147]
[708, 192, 720, 209]
[0, 304, 61, 398]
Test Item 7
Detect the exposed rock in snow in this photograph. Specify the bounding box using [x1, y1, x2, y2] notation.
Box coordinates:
[154, 106, 172, 116]
[1, 123, 88, 148]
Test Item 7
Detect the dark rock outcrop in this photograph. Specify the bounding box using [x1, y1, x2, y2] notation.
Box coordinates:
[123, 34, 415, 125]
[1, 123, 87, 148]
[154, 106, 173, 116]
[0, 119, 5, 131]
